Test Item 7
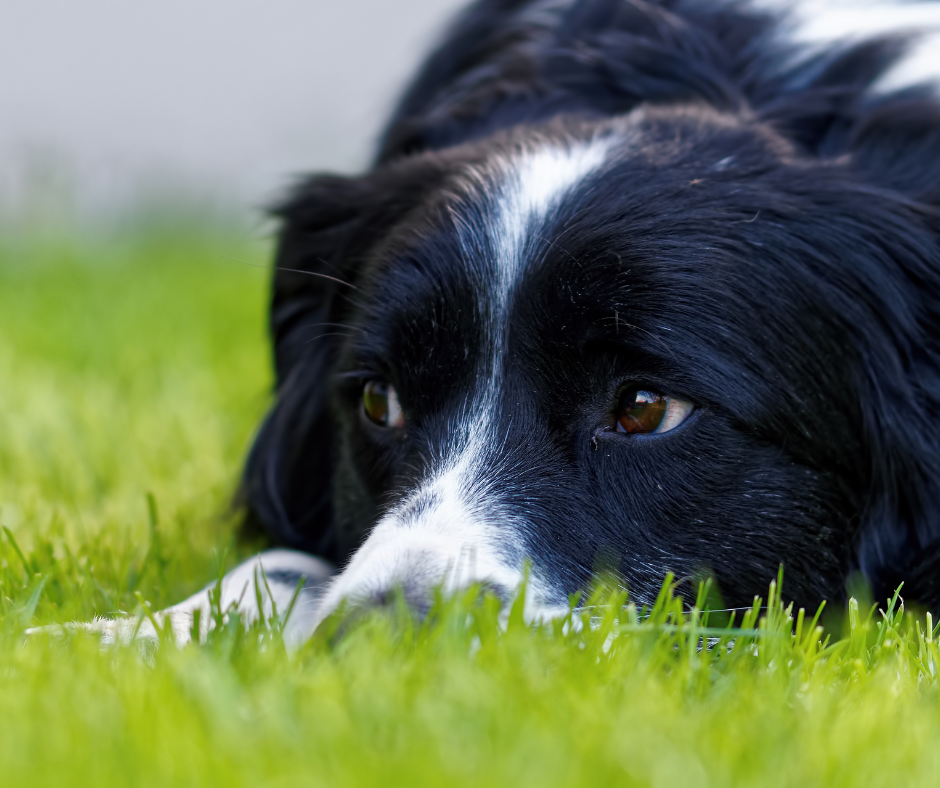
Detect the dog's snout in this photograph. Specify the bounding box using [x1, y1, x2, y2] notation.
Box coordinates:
[316, 566, 520, 632]
[310, 505, 529, 630]
[307, 451, 562, 633]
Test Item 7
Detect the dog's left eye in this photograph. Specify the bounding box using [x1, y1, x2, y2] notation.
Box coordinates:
[616, 389, 693, 435]
[363, 380, 405, 428]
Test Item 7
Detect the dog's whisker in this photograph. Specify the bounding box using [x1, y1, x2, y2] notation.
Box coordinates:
[238, 259, 360, 290]
[304, 332, 355, 344]
[301, 322, 365, 333]
[283, 268, 359, 290]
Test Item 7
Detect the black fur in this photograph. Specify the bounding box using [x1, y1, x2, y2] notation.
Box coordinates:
[242, 0, 940, 610]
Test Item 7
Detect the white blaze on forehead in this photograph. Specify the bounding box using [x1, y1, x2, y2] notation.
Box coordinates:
[492, 138, 614, 310]
[463, 134, 617, 442]
[462, 135, 615, 458]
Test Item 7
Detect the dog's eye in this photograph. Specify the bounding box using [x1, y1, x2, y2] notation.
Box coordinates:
[616, 389, 693, 435]
[363, 380, 405, 428]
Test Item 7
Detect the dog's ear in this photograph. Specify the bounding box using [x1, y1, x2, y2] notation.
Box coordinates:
[240, 158, 447, 559]
[239, 175, 369, 556]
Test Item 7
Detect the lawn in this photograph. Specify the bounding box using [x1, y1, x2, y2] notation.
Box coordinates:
[2, 227, 939, 787]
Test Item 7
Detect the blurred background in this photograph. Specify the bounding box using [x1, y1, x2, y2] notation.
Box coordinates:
[0, 0, 466, 234]
[2, 0, 938, 235]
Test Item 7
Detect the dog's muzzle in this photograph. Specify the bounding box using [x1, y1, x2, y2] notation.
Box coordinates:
[307, 469, 568, 631]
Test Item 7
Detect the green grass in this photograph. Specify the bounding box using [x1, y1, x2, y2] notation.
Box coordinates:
[2, 229, 940, 787]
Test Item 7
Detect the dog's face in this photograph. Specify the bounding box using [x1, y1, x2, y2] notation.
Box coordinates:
[245, 103, 940, 618]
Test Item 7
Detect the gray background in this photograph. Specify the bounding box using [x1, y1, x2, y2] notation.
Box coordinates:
[0, 0, 466, 226]
[1, 0, 937, 228]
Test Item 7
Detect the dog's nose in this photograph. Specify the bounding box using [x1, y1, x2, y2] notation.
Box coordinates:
[308, 464, 536, 632]
[363, 579, 432, 618]
[362, 576, 514, 618]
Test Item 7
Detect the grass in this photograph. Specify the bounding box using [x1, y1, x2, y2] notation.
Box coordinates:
[2, 227, 940, 787]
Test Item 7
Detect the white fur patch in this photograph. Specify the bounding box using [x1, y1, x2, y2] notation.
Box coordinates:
[492, 140, 612, 302]
[480, 135, 615, 416]
[27, 550, 334, 651]
[519, 0, 940, 93]
[767, 0, 940, 93]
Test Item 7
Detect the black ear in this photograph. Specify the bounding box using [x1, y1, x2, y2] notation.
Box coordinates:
[239, 175, 368, 557]
[240, 158, 447, 560]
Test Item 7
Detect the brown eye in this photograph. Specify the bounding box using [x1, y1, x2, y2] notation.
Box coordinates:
[363, 380, 405, 428]
[616, 389, 693, 435]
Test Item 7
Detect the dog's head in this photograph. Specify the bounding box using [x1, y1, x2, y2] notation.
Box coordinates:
[242, 0, 940, 617]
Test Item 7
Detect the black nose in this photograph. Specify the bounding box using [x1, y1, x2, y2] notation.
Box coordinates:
[363, 579, 513, 618]
[473, 581, 513, 606]
[364, 581, 432, 618]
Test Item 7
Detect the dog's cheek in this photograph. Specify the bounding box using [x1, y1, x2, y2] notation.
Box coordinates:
[329, 406, 388, 559]
[330, 392, 424, 559]
[580, 419, 854, 609]
[331, 445, 380, 559]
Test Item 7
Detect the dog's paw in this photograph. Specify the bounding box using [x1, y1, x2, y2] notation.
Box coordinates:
[26, 610, 195, 649]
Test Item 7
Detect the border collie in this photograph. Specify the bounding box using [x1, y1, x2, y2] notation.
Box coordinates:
[67, 0, 940, 646]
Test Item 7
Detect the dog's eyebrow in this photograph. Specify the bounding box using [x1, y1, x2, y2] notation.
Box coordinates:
[305, 333, 357, 345]
[302, 322, 365, 332]
[276, 265, 360, 291]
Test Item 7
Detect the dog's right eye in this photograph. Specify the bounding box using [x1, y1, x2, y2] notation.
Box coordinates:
[616, 388, 693, 435]
[362, 380, 405, 428]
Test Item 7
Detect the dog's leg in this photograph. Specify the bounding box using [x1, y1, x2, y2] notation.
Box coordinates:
[28, 550, 334, 650]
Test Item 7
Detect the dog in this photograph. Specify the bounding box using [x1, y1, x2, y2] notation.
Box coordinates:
[64, 0, 940, 647]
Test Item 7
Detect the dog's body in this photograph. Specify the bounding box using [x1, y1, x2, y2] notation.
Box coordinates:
[70, 0, 940, 645]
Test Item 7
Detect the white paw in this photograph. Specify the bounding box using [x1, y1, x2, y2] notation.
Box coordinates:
[26, 610, 195, 649]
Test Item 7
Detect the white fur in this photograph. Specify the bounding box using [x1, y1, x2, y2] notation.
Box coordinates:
[28, 550, 333, 650]
[492, 139, 612, 301]
[767, 0, 940, 92]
